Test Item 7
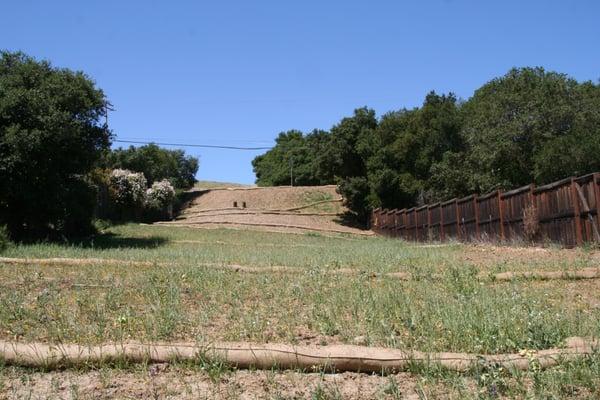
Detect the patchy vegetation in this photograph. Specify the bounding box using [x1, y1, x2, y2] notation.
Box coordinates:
[1, 224, 600, 397]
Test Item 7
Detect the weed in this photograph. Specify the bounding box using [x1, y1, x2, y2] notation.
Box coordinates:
[380, 375, 403, 399]
[310, 382, 342, 400]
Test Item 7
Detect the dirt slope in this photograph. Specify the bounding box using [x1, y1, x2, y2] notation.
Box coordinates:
[160, 185, 371, 235]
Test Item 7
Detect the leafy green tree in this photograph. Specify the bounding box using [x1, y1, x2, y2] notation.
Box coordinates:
[252, 130, 306, 186]
[318, 107, 377, 180]
[0, 51, 110, 239]
[461, 67, 593, 192]
[361, 92, 463, 210]
[337, 176, 371, 223]
[102, 143, 198, 189]
[252, 129, 332, 186]
[532, 81, 600, 183]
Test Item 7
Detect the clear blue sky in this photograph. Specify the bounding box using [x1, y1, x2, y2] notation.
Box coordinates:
[3, 1, 599, 184]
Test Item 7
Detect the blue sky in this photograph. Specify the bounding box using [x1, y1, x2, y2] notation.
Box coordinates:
[3, 1, 599, 184]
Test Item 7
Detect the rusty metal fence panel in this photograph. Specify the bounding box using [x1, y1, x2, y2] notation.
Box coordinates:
[371, 172, 600, 247]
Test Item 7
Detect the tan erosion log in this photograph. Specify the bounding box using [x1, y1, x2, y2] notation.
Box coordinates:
[0, 257, 409, 281]
[490, 267, 600, 281]
[0, 257, 162, 267]
[4, 256, 599, 283]
[0, 338, 597, 372]
[179, 210, 341, 218]
[211, 264, 410, 280]
[280, 198, 343, 212]
[172, 240, 322, 248]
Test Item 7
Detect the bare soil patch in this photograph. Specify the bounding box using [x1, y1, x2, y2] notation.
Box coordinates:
[0, 367, 440, 400]
[168, 185, 371, 235]
[458, 243, 600, 267]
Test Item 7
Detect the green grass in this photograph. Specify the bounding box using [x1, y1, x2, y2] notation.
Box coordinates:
[1, 223, 600, 397]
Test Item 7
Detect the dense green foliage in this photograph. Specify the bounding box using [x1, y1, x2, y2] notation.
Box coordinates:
[0, 224, 9, 252]
[253, 68, 600, 222]
[0, 51, 110, 239]
[102, 143, 199, 189]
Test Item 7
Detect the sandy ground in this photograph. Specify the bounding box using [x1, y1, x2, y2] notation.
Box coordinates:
[166, 185, 371, 235]
[459, 243, 600, 267]
[183, 186, 342, 211]
[0, 366, 456, 400]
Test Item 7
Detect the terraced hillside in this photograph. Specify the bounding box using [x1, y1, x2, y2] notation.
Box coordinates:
[159, 185, 371, 235]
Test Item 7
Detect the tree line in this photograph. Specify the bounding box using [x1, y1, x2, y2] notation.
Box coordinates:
[0, 51, 198, 241]
[253, 68, 600, 222]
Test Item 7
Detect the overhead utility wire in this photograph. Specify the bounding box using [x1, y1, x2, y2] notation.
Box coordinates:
[113, 139, 272, 151]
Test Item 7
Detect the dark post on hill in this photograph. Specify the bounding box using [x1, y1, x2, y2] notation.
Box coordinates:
[371, 173, 600, 248]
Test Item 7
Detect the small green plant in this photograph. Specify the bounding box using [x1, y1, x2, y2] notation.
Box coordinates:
[310, 382, 342, 400]
[476, 362, 509, 398]
[381, 376, 403, 399]
[195, 349, 232, 383]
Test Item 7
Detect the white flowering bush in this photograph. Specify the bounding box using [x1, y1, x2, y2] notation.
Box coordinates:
[108, 169, 147, 218]
[106, 169, 176, 221]
[146, 179, 175, 210]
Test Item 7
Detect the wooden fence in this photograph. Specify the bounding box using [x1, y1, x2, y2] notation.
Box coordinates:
[371, 173, 600, 247]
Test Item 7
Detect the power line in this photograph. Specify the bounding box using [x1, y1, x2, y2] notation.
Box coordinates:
[113, 139, 272, 151]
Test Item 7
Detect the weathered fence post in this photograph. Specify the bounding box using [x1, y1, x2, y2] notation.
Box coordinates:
[427, 206, 432, 242]
[372, 208, 380, 233]
[455, 199, 461, 241]
[440, 202, 444, 242]
[411, 209, 416, 241]
[571, 178, 583, 246]
[473, 195, 480, 240]
[497, 190, 505, 241]
[595, 173, 600, 244]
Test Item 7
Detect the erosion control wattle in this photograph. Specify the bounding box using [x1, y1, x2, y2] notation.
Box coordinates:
[0, 338, 597, 373]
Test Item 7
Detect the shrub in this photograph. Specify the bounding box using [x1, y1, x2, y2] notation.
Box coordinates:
[522, 204, 540, 242]
[0, 225, 10, 252]
[108, 169, 147, 220]
[101, 144, 199, 189]
[337, 176, 371, 225]
[145, 179, 175, 220]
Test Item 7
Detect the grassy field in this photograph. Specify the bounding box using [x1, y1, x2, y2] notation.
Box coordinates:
[1, 224, 600, 398]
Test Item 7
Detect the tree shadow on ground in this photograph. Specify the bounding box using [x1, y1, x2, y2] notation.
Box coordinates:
[174, 190, 206, 217]
[72, 232, 169, 249]
[333, 212, 369, 230]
